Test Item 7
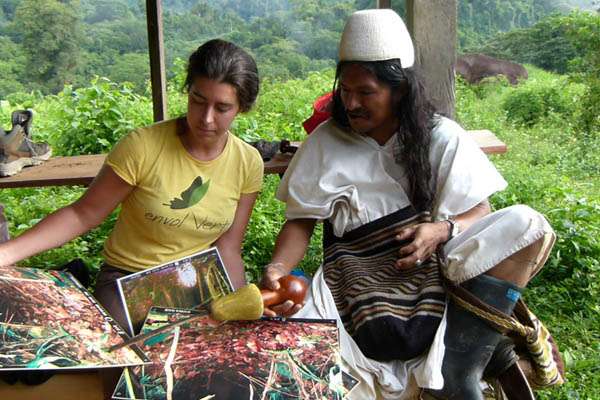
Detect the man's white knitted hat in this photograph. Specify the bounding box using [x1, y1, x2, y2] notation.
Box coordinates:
[338, 9, 414, 68]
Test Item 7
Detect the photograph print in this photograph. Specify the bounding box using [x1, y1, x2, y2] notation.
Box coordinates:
[0, 265, 148, 371]
[117, 247, 233, 335]
[113, 307, 349, 400]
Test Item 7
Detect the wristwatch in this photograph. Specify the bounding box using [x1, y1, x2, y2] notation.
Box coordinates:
[445, 217, 460, 242]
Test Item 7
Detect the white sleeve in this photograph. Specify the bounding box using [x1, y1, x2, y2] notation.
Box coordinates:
[430, 117, 507, 219]
[276, 121, 370, 235]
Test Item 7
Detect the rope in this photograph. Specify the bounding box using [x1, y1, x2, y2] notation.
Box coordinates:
[448, 291, 536, 339]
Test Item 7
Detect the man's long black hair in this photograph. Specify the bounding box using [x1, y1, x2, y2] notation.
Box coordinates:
[331, 59, 439, 212]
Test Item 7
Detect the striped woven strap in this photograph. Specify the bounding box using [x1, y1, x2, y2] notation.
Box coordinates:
[445, 279, 536, 340]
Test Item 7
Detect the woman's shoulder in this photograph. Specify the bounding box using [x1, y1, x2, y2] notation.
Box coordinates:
[118, 119, 178, 152]
[130, 118, 178, 139]
[229, 133, 262, 162]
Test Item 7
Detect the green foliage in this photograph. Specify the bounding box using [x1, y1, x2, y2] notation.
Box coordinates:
[13, 0, 82, 94]
[0, 186, 116, 272]
[486, 10, 600, 157]
[233, 70, 334, 142]
[0, 0, 585, 97]
[82, 0, 133, 24]
[472, 10, 599, 76]
[563, 10, 600, 135]
[458, 0, 562, 49]
[84, 17, 148, 55]
[502, 83, 569, 126]
[104, 52, 151, 93]
[0, 36, 25, 97]
[44, 77, 153, 155]
[0, 61, 24, 98]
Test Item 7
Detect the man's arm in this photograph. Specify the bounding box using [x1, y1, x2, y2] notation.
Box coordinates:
[260, 218, 316, 316]
[395, 200, 491, 269]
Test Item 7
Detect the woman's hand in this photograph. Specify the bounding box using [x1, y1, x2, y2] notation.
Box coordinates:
[260, 263, 304, 317]
[395, 221, 449, 269]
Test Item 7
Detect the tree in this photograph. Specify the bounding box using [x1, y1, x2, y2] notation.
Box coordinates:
[564, 10, 600, 134]
[0, 36, 25, 97]
[83, 0, 133, 24]
[105, 52, 150, 93]
[474, 11, 597, 74]
[14, 0, 82, 94]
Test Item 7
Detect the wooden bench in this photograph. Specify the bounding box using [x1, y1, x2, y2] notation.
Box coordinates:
[0, 130, 506, 189]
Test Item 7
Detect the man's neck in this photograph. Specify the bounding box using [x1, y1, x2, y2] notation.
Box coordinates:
[363, 119, 399, 146]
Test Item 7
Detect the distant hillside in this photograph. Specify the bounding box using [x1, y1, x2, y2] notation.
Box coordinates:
[0, 0, 592, 97]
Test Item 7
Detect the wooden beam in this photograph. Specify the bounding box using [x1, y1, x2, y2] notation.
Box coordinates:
[406, 0, 457, 118]
[146, 0, 168, 122]
[377, 0, 392, 8]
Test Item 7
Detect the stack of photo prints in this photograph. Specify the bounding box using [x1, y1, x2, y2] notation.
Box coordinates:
[0, 248, 357, 399]
[0, 265, 148, 370]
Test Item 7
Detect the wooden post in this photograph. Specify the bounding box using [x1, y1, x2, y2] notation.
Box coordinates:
[406, 0, 457, 118]
[377, 0, 392, 8]
[0, 203, 9, 243]
[146, 0, 168, 122]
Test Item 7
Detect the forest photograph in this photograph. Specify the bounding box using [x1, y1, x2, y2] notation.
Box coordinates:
[113, 307, 346, 400]
[0, 265, 148, 370]
[118, 247, 232, 335]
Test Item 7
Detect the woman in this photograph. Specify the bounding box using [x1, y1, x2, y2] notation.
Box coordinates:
[0, 39, 264, 331]
[260, 10, 555, 400]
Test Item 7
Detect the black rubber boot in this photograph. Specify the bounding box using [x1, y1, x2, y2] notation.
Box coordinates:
[425, 274, 523, 400]
[483, 337, 518, 379]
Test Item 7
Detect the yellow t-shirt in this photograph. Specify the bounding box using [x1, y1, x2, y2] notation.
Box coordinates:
[103, 118, 263, 272]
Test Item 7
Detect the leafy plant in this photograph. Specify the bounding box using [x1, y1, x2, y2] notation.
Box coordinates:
[44, 77, 153, 155]
[502, 84, 568, 126]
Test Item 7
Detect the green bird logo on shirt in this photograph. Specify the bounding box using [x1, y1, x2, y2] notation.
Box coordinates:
[164, 176, 210, 209]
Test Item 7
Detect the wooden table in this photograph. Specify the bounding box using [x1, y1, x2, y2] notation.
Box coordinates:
[0, 371, 104, 400]
[0, 130, 506, 189]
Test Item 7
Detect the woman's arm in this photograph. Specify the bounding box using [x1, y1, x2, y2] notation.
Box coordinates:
[0, 165, 134, 267]
[395, 199, 491, 269]
[213, 192, 259, 290]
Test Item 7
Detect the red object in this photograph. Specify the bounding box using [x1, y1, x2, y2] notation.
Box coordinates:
[261, 275, 309, 307]
[302, 92, 334, 134]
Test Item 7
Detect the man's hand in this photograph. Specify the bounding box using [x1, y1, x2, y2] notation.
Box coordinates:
[260, 263, 304, 317]
[395, 221, 449, 269]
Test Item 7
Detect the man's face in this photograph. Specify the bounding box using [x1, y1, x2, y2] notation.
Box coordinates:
[339, 63, 399, 138]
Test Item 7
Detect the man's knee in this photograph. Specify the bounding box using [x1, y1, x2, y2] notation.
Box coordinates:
[500, 204, 545, 232]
